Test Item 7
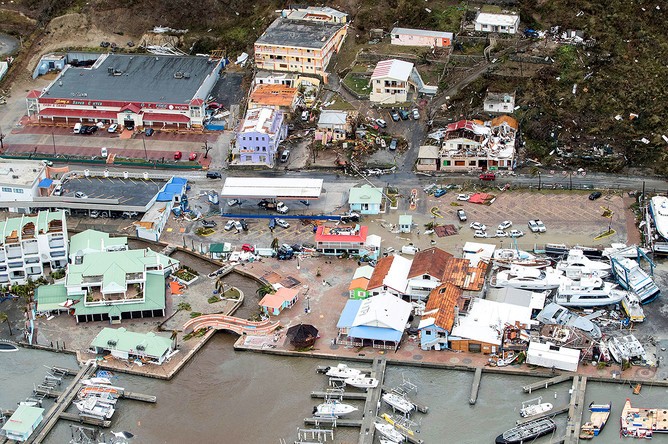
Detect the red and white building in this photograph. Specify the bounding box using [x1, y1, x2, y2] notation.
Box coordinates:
[26, 54, 224, 129]
[315, 225, 380, 258]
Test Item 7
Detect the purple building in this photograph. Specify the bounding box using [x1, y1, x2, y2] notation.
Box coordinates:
[233, 107, 287, 166]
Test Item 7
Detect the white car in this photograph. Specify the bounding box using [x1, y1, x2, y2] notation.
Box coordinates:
[227, 199, 241, 207]
[457, 194, 471, 201]
[224, 220, 236, 231]
[528, 219, 547, 233]
[276, 202, 289, 214]
[275, 218, 290, 229]
[498, 220, 513, 230]
[234, 220, 243, 232]
[509, 230, 525, 238]
[470, 222, 486, 231]
[412, 108, 420, 119]
[74, 191, 88, 199]
[375, 118, 387, 128]
[495, 230, 508, 237]
[107, 124, 118, 133]
[474, 230, 488, 238]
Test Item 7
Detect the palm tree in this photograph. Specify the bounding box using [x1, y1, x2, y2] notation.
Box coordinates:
[0, 311, 12, 336]
[271, 237, 279, 250]
[256, 284, 275, 298]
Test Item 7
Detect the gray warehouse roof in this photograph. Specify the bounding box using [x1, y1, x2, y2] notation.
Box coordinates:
[43, 54, 219, 104]
[255, 18, 345, 49]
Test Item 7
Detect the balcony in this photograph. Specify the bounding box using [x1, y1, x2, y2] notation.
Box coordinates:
[50, 250, 66, 258]
[84, 287, 144, 307]
[8, 262, 23, 269]
[6, 249, 22, 260]
[0, 274, 8, 283]
[49, 240, 65, 249]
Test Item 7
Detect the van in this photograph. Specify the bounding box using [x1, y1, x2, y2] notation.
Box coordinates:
[73, 123, 82, 134]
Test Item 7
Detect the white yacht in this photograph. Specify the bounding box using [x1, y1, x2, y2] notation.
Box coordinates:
[374, 422, 404, 442]
[74, 397, 115, 419]
[382, 392, 415, 415]
[554, 277, 626, 307]
[610, 256, 660, 303]
[556, 249, 611, 278]
[650, 196, 668, 239]
[493, 249, 551, 268]
[313, 401, 358, 417]
[325, 363, 362, 378]
[602, 243, 647, 259]
[492, 265, 566, 290]
[608, 335, 647, 364]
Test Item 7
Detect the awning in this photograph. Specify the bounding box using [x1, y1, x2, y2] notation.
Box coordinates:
[143, 112, 191, 123]
[38, 178, 53, 188]
[38, 108, 118, 119]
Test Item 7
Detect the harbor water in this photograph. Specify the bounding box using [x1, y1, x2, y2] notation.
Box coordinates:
[3, 338, 668, 443]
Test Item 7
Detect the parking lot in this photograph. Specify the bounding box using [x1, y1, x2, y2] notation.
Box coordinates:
[62, 176, 167, 207]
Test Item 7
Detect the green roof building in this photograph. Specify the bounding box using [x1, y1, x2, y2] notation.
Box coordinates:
[1, 405, 44, 442]
[69, 229, 127, 263]
[348, 184, 383, 215]
[90, 327, 174, 365]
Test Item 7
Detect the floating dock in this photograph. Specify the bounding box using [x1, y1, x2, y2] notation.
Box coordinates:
[470, 367, 483, 405]
[564, 375, 587, 444]
[358, 358, 387, 444]
[310, 391, 367, 401]
[33, 387, 156, 403]
[522, 375, 572, 393]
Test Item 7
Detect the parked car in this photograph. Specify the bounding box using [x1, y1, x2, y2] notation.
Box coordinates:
[239, 219, 248, 231]
[375, 118, 387, 128]
[457, 209, 467, 222]
[389, 109, 400, 122]
[189, 152, 197, 161]
[470, 222, 486, 231]
[224, 220, 236, 231]
[479, 172, 496, 181]
[412, 108, 420, 120]
[74, 191, 88, 198]
[107, 124, 118, 133]
[227, 198, 241, 206]
[90, 210, 100, 218]
[457, 194, 471, 201]
[340, 212, 360, 223]
[275, 218, 290, 229]
[280, 150, 290, 163]
[201, 219, 217, 228]
[206, 171, 222, 179]
[85, 126, 98, 134]
[474, 230, 488, 238]
[528, 219, 547, 233]
[145, 128, 154, 137]
[589, 191, 602, 200]
[241, 244, 255, 253]
[509, 230, 525, 238]
[276, 202, 289, 214]
[53, 185, 63, 196]
[498, 220, 513, 230]
[174, 151, 182, 160]
[398, 109, 409, 120]
[389, 139, 397, 150]
[234, 220, 243, 232]
[433, 188, 447, 198]
[495, 229, 508, 237]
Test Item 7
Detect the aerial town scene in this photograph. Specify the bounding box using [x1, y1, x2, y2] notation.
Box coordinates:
[0, 0, 667, 443]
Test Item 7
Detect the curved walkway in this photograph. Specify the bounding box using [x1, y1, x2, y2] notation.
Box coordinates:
[183, 314, 279, 336]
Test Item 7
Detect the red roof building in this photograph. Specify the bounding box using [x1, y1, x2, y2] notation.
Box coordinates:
[315, 225, 369, 256]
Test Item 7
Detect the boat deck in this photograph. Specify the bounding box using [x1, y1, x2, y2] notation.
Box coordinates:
[621, 399, 668, 435]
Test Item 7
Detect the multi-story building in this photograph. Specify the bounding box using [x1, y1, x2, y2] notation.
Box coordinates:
[281, 6, 348, 24]
[0, 210, 68, 284]
[390, 27, 453, 48]
[474, 11, 520, 34]
[254, 14, 348, 81]
[248, 84, 300, 112]
[484, 90, 516, 114]
[233, 107, 287, 166]
[369, 59, 414, 104]
[0, 159, 50, 213]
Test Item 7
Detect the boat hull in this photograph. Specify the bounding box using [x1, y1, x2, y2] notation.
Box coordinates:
[495, 419, 557, 444]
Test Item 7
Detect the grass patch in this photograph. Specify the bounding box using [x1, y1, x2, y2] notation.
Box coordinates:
[195, 227, 216, 236]
[207, 295, 221, 304]
[177, 302, 192, 311]
[221, 288, 240, 300]
[342, 72, 371, 96]
[324, 94, 356, 111]
[175, 268, 198, 282]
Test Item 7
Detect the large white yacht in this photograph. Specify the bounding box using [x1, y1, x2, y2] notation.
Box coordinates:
[556, 249, 611, 279]
[492, 265, 566, 290]
[554, 276, 626, 308]
[650, 196, 668, 239]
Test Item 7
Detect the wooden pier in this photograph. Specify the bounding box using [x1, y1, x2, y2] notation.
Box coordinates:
[516, 404, 570, 425]
[310, 391, 367, 401]
[358, 358, 387, 444]
[522, 375, 572, 393]
[469, 367, 483, 405]
[2, 409, 111, 428]
[33, 387, 157, 403]
[564, 375, 587, 444]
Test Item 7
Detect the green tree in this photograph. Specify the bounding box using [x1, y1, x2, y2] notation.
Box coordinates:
[0, 312, 12, 336]
[256, 284, 275, 298]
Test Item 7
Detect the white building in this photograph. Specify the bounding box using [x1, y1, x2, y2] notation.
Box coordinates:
[526, 341, 580, 372]
[0, 159, 49, 213]
[484, 91, 516, 114]
[474, 11, 520, 34]
[369, 59, 414, 104]
[0, 210, 68, 284]
[135, 177, 188, 242]
[367, 254, 412, 297]
[391, 27, 453, 48]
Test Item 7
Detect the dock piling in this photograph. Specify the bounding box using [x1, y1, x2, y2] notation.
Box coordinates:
[470, 367, 483, 405]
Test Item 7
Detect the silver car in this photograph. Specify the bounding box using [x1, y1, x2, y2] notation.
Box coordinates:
[275, 219, 290, 229]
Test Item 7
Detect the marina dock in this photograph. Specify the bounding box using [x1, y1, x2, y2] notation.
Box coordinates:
[469, 367, 483, 405]
[1, 409, 111, 429]
[515, 404, 570, 425]
[358, 358, 386, 444]
[564, 375, 587, 444]
[311, 391, 367, 401]
[522, 375, 572, 393]
[33, 386, 157, 403]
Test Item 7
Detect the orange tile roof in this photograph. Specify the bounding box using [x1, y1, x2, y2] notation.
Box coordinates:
[424, 283, 462, 331]
[491, 115, 518, 130]
[368, 256, 394, 290]
[259, 287, 299, 309]
[407, 247, 453, 279]
[349, 277, 369, 291]
[249, 84, 298, 107]
[442, 258, 488, 291]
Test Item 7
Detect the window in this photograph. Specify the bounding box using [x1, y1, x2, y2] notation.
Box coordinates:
[385, 89, 390, 93]
[242, 136, 246, 141]
[13, 189, 23, 194]
[1, 187, 11, 192]
[256, 137, 259, 141]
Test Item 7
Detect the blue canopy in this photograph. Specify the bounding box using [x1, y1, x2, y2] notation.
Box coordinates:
[336, 299, 362, 329]
[38, 178, 53, 188]
[349, 325, 403, 342]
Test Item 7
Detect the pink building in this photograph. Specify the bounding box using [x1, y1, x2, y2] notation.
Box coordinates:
[390, 27, 453, 48]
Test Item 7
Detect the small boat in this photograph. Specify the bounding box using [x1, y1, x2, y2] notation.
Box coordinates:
[344, 375, 379, 389]
[621, 292, 645, 322]
[602, 243, 647, 259]
[495, 418, 557, 444]
[382, 392, 415, 415]
[633, 383, 642, 395]
[610, 256, 660, 303]
[579, 401, 611, 439]
[381, 413, 415, 436]
[607, 337, 629, 363]
[77, 385, 121, 400]
[82, 377, 112, 385]
[536, 303, 601, 339]
[374, 421, 404, 443]
[519, 397, 553, 418]
[545, 244, 603, 259]
[312, 401, 358, 417]
[325, 363, 362, 378]
[74, 397, 115, 419]
[493, 249, 551, 268]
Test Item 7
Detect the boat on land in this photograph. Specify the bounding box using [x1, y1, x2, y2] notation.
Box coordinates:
[493, 249, 551, 268]
[620, 398, 668, 439]
[602, 243, 647, 259]
[374, 421, 404, 442]
[554, 277, 626, 307]
[0, 340, 19, 352]
[537, 303, 602, 339]
[495, 418, 557, 444]
[621, 292, 645, 322]
[344, 375, 379, 389]
[74, 397, 116, 419]
[545, 244, 602, 259]
[492, 265, 565, 290]
[579, 401, 611, 439]
[313, 401, 358, 417]
[650, 196, 668, 239]
[556, 249, 611, 278]
[382, 392, 416, 415]
[324, 363, 363, 378]
[610, 256, 660, 303]
[608, 335, 647, 364]
[519, 397, 553, 418]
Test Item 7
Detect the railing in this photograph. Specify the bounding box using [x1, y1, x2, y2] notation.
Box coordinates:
[183, 314, 279, 335]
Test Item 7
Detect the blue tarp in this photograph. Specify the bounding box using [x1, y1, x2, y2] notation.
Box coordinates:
[156, 192, 172, 202]
[336, 299, 362, 329]
[349, 325, 403, 342]
[38, 178, 53, 188]
[170, 177, 188, 185]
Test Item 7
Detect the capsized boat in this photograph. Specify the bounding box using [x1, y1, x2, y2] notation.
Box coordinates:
[344, 375, 379, 389]
[579, 401, 611, 439]
[536, 303, 602, 339]
[374, 421, 404, 443]
[325, 363, 362, 378]
[313, 401, 358, 417]
[495, 418, 557, 444]
[382, 392, 415, 415]
[519, 397, 553, 418]
[610, 256, 660, 303]
[74, 397, 115, 419]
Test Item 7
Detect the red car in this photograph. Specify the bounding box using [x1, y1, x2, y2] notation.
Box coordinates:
[189, 152, 197, 161]
[174, 151, 182, 160]
[479, 172, 496, 181]
[241, 244, 255, 253]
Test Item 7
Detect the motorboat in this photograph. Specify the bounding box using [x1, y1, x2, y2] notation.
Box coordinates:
[554, 277, 626, 307]
[312, 401, 358, 417]
[545, 244, 602, 259]
[579, 401, 611, 439]
[495, 418, 557, 444]
[556, 249, 611, 278]
[602, 243, 647, 259]
[621, 292, 645, 322]
[344, 376, 379, 389]
[492, 265, 566, 290]
[82, 377, 112, 385]
[382, 392, 415, 415]
[0, 340, 19, 352]
[77, 384, 122, 400]
[74, 397, 115, 419]
[374, 421, 404, 443]
[650, 196, 668, 239]
[610, 256, 660, 303]
[607, 337, 629, 363]
[519, 397, 553, 418]
[537, 303, 601, 339]
[493, 249, 551, 268]
[325, 363, 363, 378]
